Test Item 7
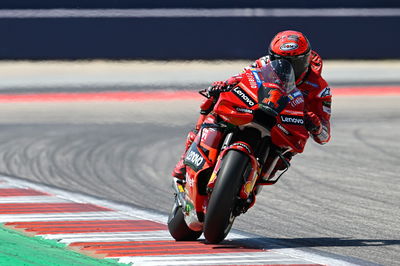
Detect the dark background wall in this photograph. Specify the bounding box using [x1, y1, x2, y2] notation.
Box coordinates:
[1, 0, 399, 8]
[0, 1, 399, 60]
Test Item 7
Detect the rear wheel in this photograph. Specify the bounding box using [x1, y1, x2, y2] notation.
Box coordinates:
[204, 150, 249, 243]
[167, 202, 202, 241]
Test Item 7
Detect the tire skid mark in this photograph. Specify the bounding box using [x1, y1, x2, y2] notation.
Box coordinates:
[353, 128, 400, 161]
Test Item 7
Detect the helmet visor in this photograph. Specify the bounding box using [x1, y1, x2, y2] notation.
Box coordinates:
[272, 50, 311, 80]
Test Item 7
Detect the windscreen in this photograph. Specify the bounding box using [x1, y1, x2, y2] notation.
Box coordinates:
[258, 59, 296, 93]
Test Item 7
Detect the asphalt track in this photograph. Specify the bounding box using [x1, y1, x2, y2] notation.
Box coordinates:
[0, 61, 399, 265]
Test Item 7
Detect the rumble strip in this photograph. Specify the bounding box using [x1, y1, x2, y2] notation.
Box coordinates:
[0, 175, 356, 266]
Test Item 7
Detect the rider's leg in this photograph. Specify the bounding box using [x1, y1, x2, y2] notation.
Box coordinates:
[171, 97, 216, 179]
[171, 114, 207, 179]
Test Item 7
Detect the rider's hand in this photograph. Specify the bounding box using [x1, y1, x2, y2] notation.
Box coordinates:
[207, 81, 227, 97]
[305, 112, 322, 135]
[207, 75, 242, 97]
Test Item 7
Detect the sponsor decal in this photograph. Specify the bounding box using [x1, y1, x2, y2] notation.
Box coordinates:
[323, 100, 331, 108]
[304, 80, 319, 88]
[245, 72, 258, 89]
[263, 82, 281, 90]
[323, 105, 331, 114]
[277, 123, 290, 135]
[184, 148, 205, 171]
[236, 107, 253, 114]
[200, 128, 209, 142]
[280, 115, 304, 125]
[232, 87, 256, 107]
[281, 110, 304, 116]
[319, 87, 331, 98]
[290, 96, 304, 108]
[315, 126, 329, 142]
[280, 42, 299, 51]
[251, 71, 262, 87]
[232, 142, 252, 154]
[186, 174, 194, 188]
[288, 90, 302, 100]
[287, 35, 300, 41]
[291, 90, 302, 98]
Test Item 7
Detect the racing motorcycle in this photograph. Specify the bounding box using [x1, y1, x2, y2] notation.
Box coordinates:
[168, 59, 309, 244]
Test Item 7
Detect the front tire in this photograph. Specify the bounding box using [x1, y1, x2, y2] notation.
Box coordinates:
[204, 150, 249, 243]
[167, 202, 202, 241]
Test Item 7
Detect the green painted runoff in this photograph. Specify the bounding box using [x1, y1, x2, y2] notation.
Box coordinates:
[0, 225, 123, 266]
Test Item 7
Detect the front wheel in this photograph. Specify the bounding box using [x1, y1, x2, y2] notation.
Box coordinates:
[204, 150, 249, 243]
[167, 202, 202, 241]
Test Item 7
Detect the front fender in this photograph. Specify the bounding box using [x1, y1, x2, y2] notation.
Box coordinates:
[207, 141, 260, 199]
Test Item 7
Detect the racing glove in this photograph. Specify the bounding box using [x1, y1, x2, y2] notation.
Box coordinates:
[304, 111, 322, 135]
[200, 75, 242, 115]
[207, 75, 242, 97]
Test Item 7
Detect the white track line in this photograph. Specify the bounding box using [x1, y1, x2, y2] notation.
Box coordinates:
[0, 212, 135, 222]
[0, 8, 399, 18]
[121, 256, 311, 266]
[0, 196, 68, 203]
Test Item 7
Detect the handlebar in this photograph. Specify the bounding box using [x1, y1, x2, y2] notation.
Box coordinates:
[198, 85, 235, 99]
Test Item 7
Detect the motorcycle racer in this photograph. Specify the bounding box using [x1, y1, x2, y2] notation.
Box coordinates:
[172, 30, 332, 179]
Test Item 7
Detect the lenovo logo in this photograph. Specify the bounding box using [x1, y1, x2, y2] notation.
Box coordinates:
[232, 87, 255, 107]
[280, 115, 304, 125]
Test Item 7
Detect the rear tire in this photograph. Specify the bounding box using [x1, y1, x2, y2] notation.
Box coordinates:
[167, 202, 202, 241]
[204, 150, 249, 243]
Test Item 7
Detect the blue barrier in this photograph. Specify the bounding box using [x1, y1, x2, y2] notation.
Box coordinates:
[0, 15, 399, 59]
[1, 0, 399, 8]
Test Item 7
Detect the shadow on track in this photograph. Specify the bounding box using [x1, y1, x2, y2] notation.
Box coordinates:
[215, 237, 398, 265]
[231, 237, 400, 249]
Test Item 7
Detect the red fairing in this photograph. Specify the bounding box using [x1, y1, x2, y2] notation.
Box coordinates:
[213, 70, 259, 126]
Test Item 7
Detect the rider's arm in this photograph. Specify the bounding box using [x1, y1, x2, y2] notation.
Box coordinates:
[306, 85, 332, 145]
